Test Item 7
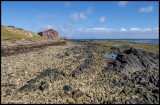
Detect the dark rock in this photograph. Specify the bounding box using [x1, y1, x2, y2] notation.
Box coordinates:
[39, 81, 49, 91]
[110, 47, 121, 54]
[17, 68, 65, 93]
[26, 79, 37, 84]
[151, 87, 159, 93]
[57, 54, 61, 56]
[138, 77, 147, 84]
[60, 71, 66, 76]
[48, 70, 64, 83]
[143, 93, 151, 100]
[121, 89, 126, 94]
[104, 47, 159, 73]
[148, 83, 154, 88]
[72, 70, 82, 77]
[79, 67, 91, 73]
[97, 97, 102, 101]
[135, 87, 146, 93]
[65, 52, 69, 56]
[58, 55, 64, 59]
[105, 100, 115, 104]
[72, 89, 85, 102]
[63, 85, 73, 92]
[54, 73, 64, 80]
[18, 84, 32, 92]
[77, 56, 83, 60]
[6, 89, 12, 95]
[101, 68, 114, 74]
[153, 94, 159, 102]
[41, 69, 57, 77]
[125, 100, 135, 104]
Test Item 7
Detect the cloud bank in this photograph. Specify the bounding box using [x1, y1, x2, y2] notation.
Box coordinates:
[139, 6, 154, 13]
[59, 27, 159, 39]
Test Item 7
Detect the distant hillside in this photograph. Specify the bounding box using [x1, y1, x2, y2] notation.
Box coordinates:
[1, 25, 47, 41]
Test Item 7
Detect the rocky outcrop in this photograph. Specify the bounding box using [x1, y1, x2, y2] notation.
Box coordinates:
[17, 69, 65, 93]
[112, 69, 159, 104]
[102, 47, 159, 74]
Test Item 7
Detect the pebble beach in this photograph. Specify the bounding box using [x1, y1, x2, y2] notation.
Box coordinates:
[1, 40, 159, 104]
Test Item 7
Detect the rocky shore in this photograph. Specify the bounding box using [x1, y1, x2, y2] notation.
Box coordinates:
[1, 40, 159, 104]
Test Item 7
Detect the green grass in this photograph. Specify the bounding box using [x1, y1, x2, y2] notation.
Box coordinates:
[91, 41, 159, 53]
[59, 37, 72, 40]
[1, 27, 46, 41]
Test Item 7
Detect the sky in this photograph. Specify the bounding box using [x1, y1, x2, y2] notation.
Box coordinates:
[1, 1, 159, 39]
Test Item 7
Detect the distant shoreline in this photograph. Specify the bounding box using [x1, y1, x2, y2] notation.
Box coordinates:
[66, 39, 159, 45]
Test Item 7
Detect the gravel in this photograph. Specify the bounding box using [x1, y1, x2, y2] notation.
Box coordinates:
[1, 40, 159, 104]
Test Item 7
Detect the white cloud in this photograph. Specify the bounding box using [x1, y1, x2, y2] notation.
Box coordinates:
[143, 28, 152, 31]
[72, 28, 83, 31]
[139, 6, 154, 12]
[155, 27, 159, 32]
[60, 27, 158, 39]
[130, 28, 141, 31]
[69, 7, 92, 24]
[79, 12, 86, 20]
[155, 27, 159, 30]
[118, 1, 128, 7]
[130, 28, 152, 32]
[70, 13, 79, 22]
[85, 28, 115, 32]
[65, 1, 71, 7]
[86, 28, 106, 31]
[120, 28, 127, 31]
[70, 12, 87, 22]
[99, 16, 106, 24]
[86, 7, 93, 14]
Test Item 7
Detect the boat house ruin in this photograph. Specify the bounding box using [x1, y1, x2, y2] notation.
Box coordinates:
[37, 29, 59, 39]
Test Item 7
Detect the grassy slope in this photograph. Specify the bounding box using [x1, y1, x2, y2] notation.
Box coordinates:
[91, 41, 159, 53]
[1, 26, 47, 41]
[59, 37, 72, 40]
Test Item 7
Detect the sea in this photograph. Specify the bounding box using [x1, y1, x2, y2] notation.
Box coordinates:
[67, 39, 159, 45]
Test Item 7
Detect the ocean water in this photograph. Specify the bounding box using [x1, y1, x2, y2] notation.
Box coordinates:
[67, 39, 159, 45]
[103, 54, 117, 59]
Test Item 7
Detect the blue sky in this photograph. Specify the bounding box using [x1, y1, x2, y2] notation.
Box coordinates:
[1, 1, 159, 39]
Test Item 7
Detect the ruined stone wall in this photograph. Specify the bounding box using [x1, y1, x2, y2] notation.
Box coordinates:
[38, 29, 59, 39]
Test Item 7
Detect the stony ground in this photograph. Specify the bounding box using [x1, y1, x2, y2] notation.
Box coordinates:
[1, 40, 159, 104]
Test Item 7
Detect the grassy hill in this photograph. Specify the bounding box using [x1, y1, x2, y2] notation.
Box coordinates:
[1, 26, 47, 41]
[59, 37, 72, 40]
